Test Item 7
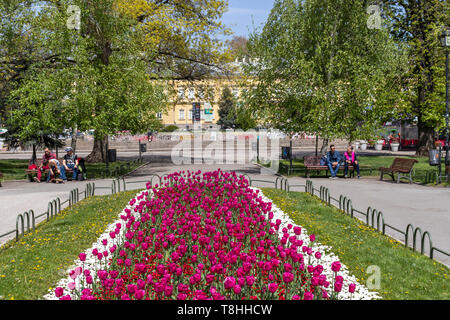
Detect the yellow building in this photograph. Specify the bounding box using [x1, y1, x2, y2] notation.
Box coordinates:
[158, 74, 244, 129]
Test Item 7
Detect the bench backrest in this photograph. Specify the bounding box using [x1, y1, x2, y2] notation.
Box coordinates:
[390, 158, 418, 170]
[304, 155, 323, 166]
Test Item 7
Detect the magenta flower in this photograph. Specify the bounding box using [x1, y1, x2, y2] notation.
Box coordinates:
[334, 281, 343, 293]
[331, 261, 341, 272]
[233, 285, 242, 295]
[303, 291, 313, 300]
[55, 287, 64, 298]
[282, 272, 294, 283]
[268, 283, 278, 293]
[224, 277, 236, 290]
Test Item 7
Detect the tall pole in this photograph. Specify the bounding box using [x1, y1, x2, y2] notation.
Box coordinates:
[445, 50, 449, 181]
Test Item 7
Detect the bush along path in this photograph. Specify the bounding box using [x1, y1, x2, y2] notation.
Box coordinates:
[47, 170, 379, 300]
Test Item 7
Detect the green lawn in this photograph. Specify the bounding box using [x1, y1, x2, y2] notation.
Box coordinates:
[277, 155, 448, 186]
[0, 189, 141, 300]
[0, 159, 143, 182]
[261, 188, 450, 300]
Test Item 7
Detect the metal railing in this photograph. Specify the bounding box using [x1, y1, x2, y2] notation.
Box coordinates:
[288, 179, 449, 263]
[242, 174, 448, 264]
[0, 157, 146, 246]
[0, 182, 95, 244]
[3, 169, 448, 265]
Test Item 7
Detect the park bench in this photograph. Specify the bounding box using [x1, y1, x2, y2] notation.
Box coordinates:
[379, 157, 418, 184]
[26, 158, 74, 182]
[304, 155, 354, 178]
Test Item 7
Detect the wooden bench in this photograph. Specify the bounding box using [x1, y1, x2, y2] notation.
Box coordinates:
[26, 159, 74, 182]
[304, 155, 354, 178]
[379, 158, 418, 183]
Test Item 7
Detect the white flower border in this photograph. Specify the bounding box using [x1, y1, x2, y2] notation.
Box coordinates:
[253, 187, 381, 300]
[44, 185, 381, 300]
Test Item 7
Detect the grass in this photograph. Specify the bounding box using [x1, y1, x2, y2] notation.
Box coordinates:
[261, 188, 450, 300]
[0, 189, 141, 300]
[0, 159, 143, 182]
[1, 185, 448, 300]
[276, 155, 449, 186]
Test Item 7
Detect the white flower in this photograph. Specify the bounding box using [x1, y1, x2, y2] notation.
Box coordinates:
[253, 187, 381, 300]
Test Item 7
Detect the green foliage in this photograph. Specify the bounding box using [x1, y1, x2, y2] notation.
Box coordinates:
[383, 0, 449, 154]
[235, 103, 257, 131]
[242, 0, 409, 141]
[217, 87, 237, 129]
[1, 0, 232, 149]
[163, 124, 179, 133]
[5, 0, 167, 144]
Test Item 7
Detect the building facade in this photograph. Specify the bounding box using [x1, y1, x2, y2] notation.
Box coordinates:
[157, 76, 243, 130]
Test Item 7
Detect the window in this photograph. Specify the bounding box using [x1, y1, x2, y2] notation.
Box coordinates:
[156, 112, 162, 120]
[178, 87, 185, 100]
[198, 87, 205, 100]
[189, 109, 193, 120]
[179, 109, 185, 120]
[188, 88, 195, 100]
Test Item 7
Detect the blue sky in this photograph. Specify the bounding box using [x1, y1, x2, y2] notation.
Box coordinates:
[222, 0, 275, 39]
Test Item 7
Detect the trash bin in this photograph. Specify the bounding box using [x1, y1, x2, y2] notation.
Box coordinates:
[107, 149, 117, 163]
[429, 149, 440, 166]
[140, 143, 147, 153]
[281, 146, 291, 160]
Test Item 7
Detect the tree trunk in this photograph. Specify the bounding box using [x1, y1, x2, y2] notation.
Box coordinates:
[416, 121, 434, 156]
[32, 144, 37, 164]
[320, 138, 329, 155]
[85, 134, 108, 163]
[71, 126, 78, 153]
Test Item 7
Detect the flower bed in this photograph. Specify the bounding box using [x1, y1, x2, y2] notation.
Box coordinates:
[46, 170, 380, 300]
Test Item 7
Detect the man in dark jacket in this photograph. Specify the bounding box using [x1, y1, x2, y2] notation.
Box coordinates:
[326, 145, 341, 179]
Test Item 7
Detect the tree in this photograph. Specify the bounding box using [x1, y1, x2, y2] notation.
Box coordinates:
[217, 87, 237, 129]
[383, 0, 450, 156]
[242, 0, 408, 147]
[4, 0, 232, 162]
[0, 0, 50, 147]
[228, 36, 248, 59]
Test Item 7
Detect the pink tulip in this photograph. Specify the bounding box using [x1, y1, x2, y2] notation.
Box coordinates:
[268, 283, 278, 293]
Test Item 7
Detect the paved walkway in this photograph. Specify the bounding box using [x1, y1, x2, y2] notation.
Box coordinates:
[127, 160, 450, 266]
[275, 175, 450, 267]
[1, 156, 449, 267]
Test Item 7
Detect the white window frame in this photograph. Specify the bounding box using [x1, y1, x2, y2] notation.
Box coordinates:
[188, 88, 195, 100]
[178, 87, 185, 100]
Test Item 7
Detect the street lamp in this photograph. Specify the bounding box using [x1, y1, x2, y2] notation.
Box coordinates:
[440, 28, 450, 181]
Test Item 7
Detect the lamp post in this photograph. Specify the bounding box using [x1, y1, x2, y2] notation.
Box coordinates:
[440, 28, 450, 181]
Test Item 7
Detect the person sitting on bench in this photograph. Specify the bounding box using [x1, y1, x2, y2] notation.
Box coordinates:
[33, 159, 52, 183]
[344, 146, 361, 179]
[32, 148, 56, 183]
[60, 147, 78, 181]
[326, 145, 342, 179]
[48, 159, 64, 183]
